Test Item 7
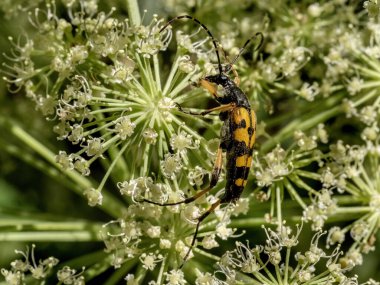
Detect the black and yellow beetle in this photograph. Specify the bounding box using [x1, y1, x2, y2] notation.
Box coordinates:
[143, 15, 263, 265]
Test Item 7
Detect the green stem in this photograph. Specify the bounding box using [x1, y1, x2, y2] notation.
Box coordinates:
[153, 54, 162, 91]
[276, 184, 283, 224]
[103, 261, 137, 285]
[261, 105, 341, 153]
[230, 217, 299, 228]
[334, 195, 364, 205]
[275, 264, 284, 285]
[163, 55, 181, 96]
[283, 247, 291, 285]
[283, 177, 307, 209]
[0, 231, 101, 242]
[97, 141, 129, 191]
[2, 118, 125, 218]
[0, 220, 101, 230]
[353, 89, 378, 107]
[126, 0, 141, 26]
[334, 206, 371, 214]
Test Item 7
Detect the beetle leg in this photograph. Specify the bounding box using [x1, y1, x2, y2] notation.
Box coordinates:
[141, 146, 223, 206]
[200, 79, 218, 98]
[176, 102, 236, 116]
[180, 199, 221, 268]
[227, 60, 240, 86]
[200, 103, 236, 116]
[210, 146, 223, 188]
[232, 67, 240, 86]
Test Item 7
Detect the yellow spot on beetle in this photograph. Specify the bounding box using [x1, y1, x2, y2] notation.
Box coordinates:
[233, 108, 250, 125]
[236, 155, 253, 167]
[234, 128, 249, 145]
[235, 178, 247, 187]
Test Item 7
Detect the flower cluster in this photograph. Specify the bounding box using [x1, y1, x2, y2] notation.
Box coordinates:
[214, 223, 379, 285]
[100, 176, 246, 269]
[1, 245, 84, 285]
[3, 1, 219, 209]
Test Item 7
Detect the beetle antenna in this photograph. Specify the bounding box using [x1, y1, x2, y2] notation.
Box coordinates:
[223, 32, 264, 74]
[159, 15, 223, 74]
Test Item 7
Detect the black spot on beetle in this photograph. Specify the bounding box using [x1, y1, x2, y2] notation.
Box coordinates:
[248, 127, 255, 135]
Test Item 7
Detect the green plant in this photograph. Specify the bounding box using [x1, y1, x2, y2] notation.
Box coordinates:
[1, 0, 380, 284]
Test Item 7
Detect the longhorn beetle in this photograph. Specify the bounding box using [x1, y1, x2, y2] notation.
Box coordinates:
[142, 15, 263, 266]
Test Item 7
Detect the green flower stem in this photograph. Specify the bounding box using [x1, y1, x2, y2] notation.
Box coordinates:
[126, 0, 141, 26]
[283, 247, 291, 285]
[264, 87, 343, 129]
[326, 208, 370, 224]
[270, 186, 276, 219]
[309, 271, 331, 284]
[294, 169, 321, 180]
[335, 195, 364, 205]
[193, 248, 219, 262]
[143, 57, 158, 96]
[83, 120, 117, 138]
[170, 114, 214, 140]
[353, 89, 378, 107]
[353, 53, 380, 76]
[275, 264, 284, 285]
[345, 182, 364, 197]
[0, 220, 101, 231]
[260, 92, 348, 153]
[89, 107, 133, 115]
[288, 173, 319, 195]
[91, 108, 128, 182]
[261, 105, 341, 153]
[169, 71, 199, 99]
[360, 171, 376, 194]
[0, 231, 100, 242]
[135, 264, 149, 284]
[352, 175, 372, 196]
[103, 260, 137, 285]
[163, 55, 181, 96]
[153, 54, 162, 91]
[289, 262, 300, 280]
[91, 87, 147, 106]
[64, 250, 107, 268]
[293, 158, 320, 168]
[335, 206, 372, 214]
[142, 143, 152, 176]
[258, 254, 277, 284]
[3, 118, 125, 218]
[252, 266, 275, 285]
[256, 275, 275, 285]
[156, 255, 167, 284]
[130, 70, 154, 102]
[158, 129, 166, 158]
[235, 273, 264, 285]
[97, 142, 129, 191]
[3, 142, 79, 193]
[283, 177, 307, 209]
[276, 184, 283, 224]
[85, 256, 138, 282]
[245, 276, 271, 285]
[199, 217, 219, 233]
[361, 81, 380, 89]
[270, 106, 342, 153]
[102, 134, 122, 150]
[230, 217, 285, 228]
[362, 213, 379, 244]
